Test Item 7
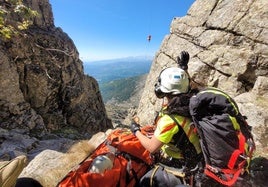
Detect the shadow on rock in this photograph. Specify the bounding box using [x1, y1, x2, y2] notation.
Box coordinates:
[15, 177, 43, 187]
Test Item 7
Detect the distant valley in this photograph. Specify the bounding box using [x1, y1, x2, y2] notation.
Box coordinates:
[84, 57, 152, 103]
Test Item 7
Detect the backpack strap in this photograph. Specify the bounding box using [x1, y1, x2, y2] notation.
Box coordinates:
[150, 165, 160, 186]
[168, 115, 202, 167]
[204, 164, 244, 186]
[168, 115, 187, 146]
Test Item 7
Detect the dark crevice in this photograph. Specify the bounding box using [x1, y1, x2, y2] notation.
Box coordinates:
[204, 63, 231, 77]
[173, 32, 207, 50]
[201, 0, 218, 27]
[237, 55, 258, 93]
[195, 55, 232, 78]
[203, 25, 267, 45]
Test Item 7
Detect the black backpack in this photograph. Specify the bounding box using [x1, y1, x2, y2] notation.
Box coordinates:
[189, 87, 255, 186]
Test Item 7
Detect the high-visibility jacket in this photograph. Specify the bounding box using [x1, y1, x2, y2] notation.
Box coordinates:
[154, 109, 201, 160]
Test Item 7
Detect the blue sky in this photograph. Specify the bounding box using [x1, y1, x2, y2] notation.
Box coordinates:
[49, 0, 195, 62]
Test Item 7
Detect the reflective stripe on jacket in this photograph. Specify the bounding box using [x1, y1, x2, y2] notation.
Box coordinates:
[154, 111, 201, 159]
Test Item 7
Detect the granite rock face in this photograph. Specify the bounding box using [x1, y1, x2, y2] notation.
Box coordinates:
[137, 0, 268, 153]
[0, 0, 112, 138]
[1, 1, 113, 184]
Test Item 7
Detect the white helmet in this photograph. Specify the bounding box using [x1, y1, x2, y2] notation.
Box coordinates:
[88, 154, 114, 174]
[154, 67, 190, 98]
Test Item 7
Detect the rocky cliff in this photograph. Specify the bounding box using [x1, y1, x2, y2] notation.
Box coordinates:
[0, 0, 113, 167]
[0, 0, 112, 141]
[1, 0, 267, 186]
[137, 0, 268, 154]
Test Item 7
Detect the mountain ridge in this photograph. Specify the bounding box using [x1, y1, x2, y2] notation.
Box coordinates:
[84, 58, 152, 103]
[84, 58, 152, 82]
[84, 55, 153, 64]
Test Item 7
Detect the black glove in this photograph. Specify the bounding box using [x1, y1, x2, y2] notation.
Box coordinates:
[130, 122, 141, 135]
[177, 51, 189, 70]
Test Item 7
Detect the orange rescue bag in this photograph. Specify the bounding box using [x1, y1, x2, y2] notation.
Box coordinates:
[58, 126, 155, 187]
